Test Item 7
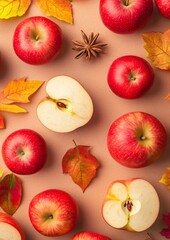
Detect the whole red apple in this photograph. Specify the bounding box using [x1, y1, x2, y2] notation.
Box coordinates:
[13, 16, 62, 65]
[107, 55, 155, 99]
[29, 189, 78, 236]
[99, 0, 153, 34]
[155, 0, 170, 19]
[2, 129, 47, 174]
[0, 212, 25, 240]
[71, 231, 112, 239]
[107, 112, 167, 168]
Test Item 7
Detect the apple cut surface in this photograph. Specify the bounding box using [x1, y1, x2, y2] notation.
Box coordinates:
[0, 213, 25, 240]
[37, 76, 93, 133]
[102, 179, 160, 232]
[0, 222, 22, 240]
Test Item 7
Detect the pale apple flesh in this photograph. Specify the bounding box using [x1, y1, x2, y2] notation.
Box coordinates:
[37, 76, 93, 133]
[0, 213, 25, 240]
[102, 179, 160, 232]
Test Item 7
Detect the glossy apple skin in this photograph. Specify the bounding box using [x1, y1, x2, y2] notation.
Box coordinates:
[107, 112, 167, 168]
[99, 0, 153, 34]
[2, 129, 47, 174]
[0, 212, 25, 240]
[155, 0, 170, 18]
[107, 55, 154, 99]
[71, 232, 111, 240]
[29, 189, 78, 236]
[13, 16, 62, 65]
[71, 231, 112, 240]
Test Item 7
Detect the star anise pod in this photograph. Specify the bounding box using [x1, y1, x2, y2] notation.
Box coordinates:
[72, 30, 107, 60]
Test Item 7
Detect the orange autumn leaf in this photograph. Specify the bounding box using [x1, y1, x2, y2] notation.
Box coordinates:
[62, 141, 100, 192]
[0, 77, 44, 104]
[159, 168, 170, 189]
[143, 30, 170, 70]
[36, 0, 73, 24]
[0, 0, 32, 19]
[0, 114, 5, 128]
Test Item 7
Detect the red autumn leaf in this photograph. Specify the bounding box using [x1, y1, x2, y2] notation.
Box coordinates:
[160, 213, 170, 238]
[62, 141, 100, 192]
[0, 173, 22, 215]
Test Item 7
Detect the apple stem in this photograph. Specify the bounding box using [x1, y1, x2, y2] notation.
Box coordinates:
[129, 72, 136, 81]
[48, 214, 53, 219]
[140, 135, 146, 141]
[123, 0, 130, 6]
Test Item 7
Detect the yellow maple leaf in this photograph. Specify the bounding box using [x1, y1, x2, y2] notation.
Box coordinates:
[0, 77, 44, 104]
[0, 170, 5, 178]
[0, 77, 44, 114]
[143, 30, 170, 70]
[36, 0, 73, 24]
[160, 168, 170, 189]
[0, 0, 32, 19]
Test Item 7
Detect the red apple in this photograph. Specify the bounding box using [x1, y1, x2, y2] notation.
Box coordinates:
[107, 55, 155, 99]
[107, 112, 167, 168]
[155, 0, 170, 19]
[0, 212, 25, 240]
[29, 189, 78, 236]
[13, 16, 62, 65]
[99, 0, 153, 34]
[2, 129, 47, 174]
[102, 178, 160, 232]
[71, 231, 112, 239]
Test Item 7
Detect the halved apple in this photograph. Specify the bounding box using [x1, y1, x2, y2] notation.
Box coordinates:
[0, 212, 25, 240]
[102, 178, 160, 232]
[37, 75, 93, 133]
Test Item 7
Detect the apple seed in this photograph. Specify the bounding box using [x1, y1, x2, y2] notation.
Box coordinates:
[57, 101, 67, 109]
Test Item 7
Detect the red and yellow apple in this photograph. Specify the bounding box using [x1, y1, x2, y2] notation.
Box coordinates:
[107, 55, 155, 99]
[71, 231, 112, 239]
[99, 0, 153, 34]
[13, 16, 62, 65]
[29, 189, 78, 236]
[107, 112, 167, 168]
[2, 129, 47, 175]
[0, 212, 25, 240]
[155, 0, 170, 19]
[102, 178, 160, 232]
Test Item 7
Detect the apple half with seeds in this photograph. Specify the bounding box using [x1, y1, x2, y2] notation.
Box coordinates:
[102, 178, 160, 232]
[37, 75, 93, 133]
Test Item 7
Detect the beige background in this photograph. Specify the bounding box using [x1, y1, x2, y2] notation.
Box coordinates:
[0, 0, 170, 239]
